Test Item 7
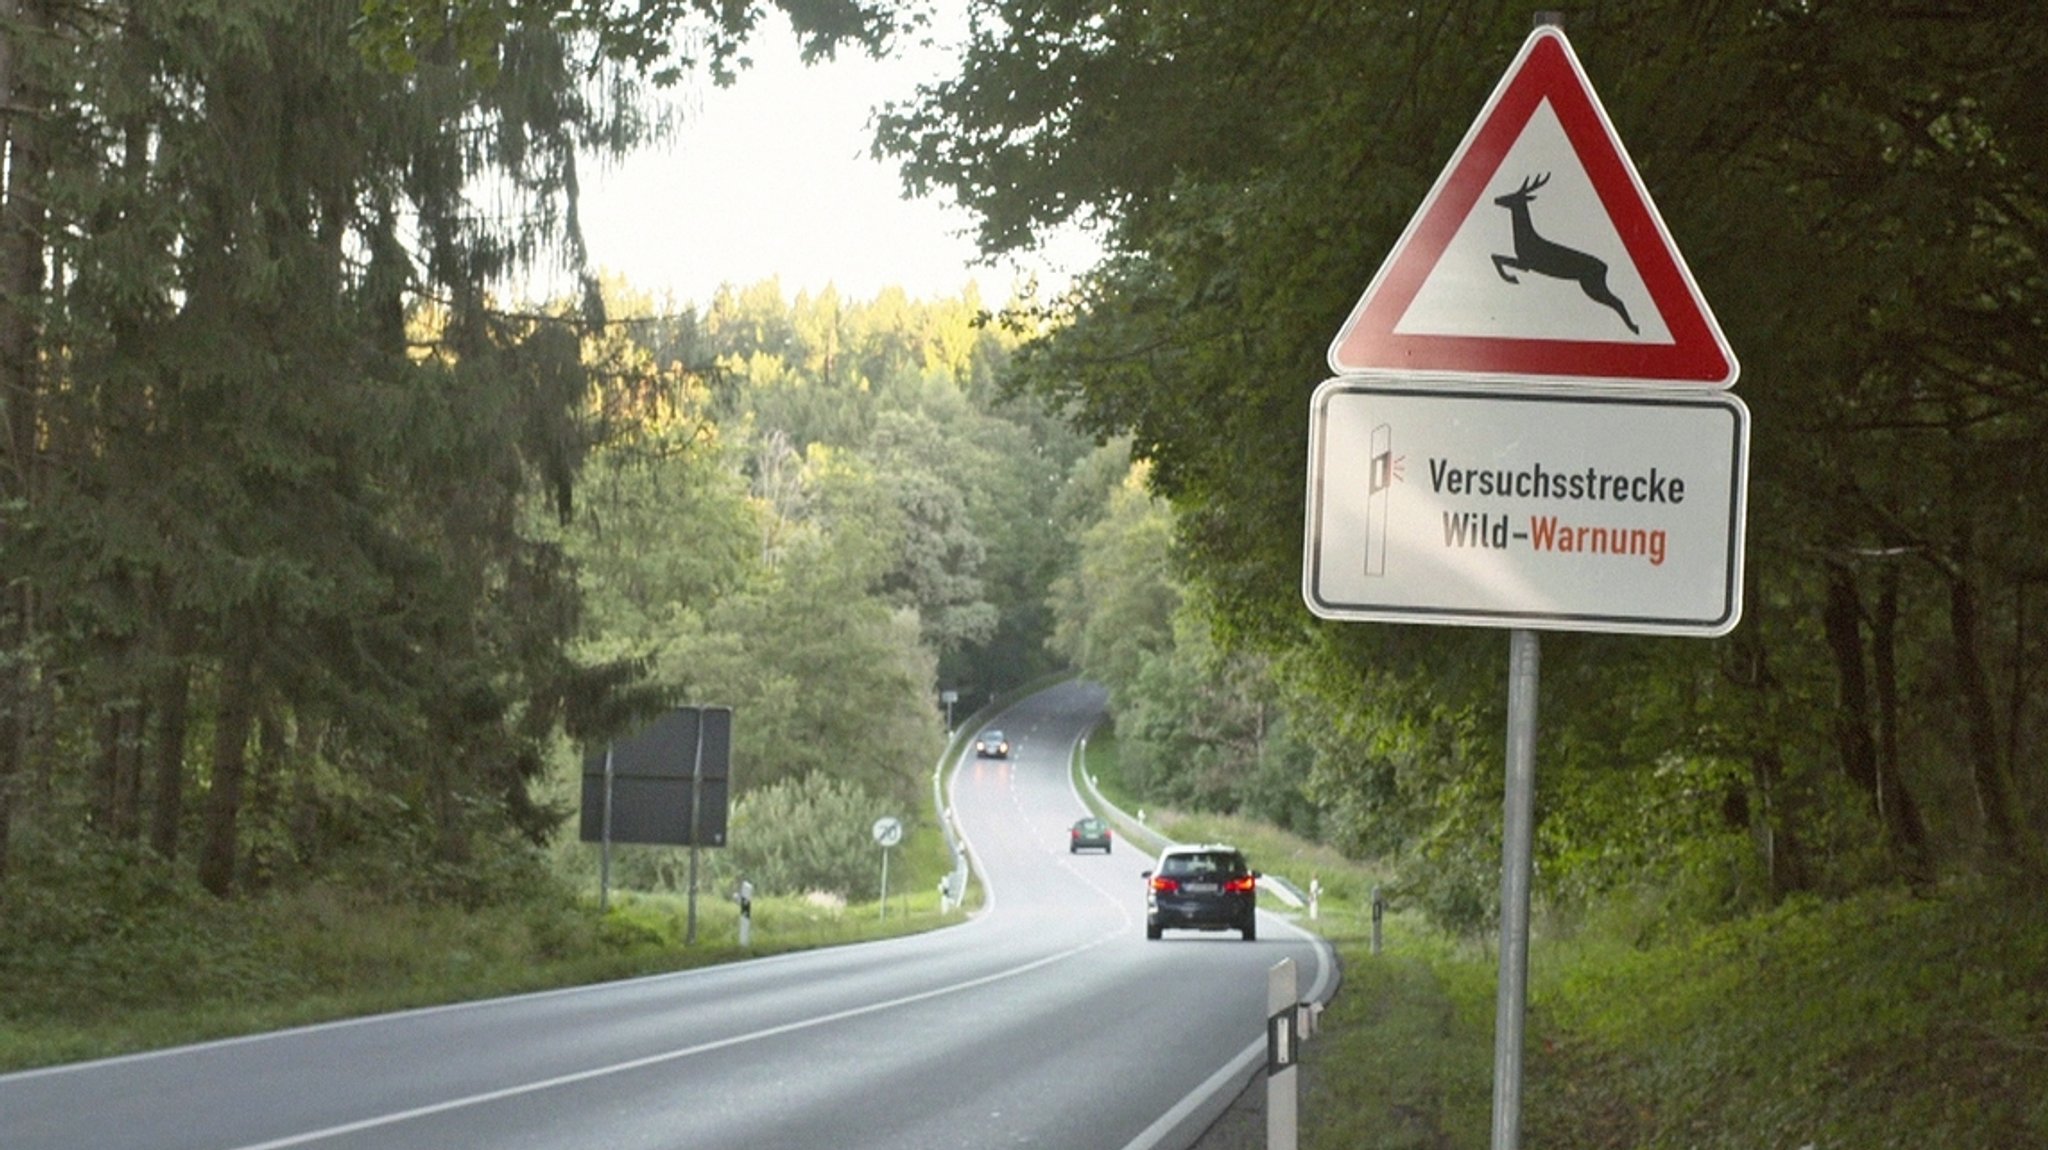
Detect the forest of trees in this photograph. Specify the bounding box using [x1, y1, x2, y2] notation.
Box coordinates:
[3, 0, 2042, 953]
[882, 0, 2048, 928]
[544, 278, 1095, 895]
[0, 0, 930, 900]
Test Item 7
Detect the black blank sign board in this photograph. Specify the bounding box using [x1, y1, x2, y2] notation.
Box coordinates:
[579, 706, 731, 846]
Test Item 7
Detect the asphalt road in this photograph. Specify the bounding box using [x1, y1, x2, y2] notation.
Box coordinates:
[0, 679, 1335, 1150]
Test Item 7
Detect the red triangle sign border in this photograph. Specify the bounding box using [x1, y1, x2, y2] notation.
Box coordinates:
[1326, 26, 1738, 388]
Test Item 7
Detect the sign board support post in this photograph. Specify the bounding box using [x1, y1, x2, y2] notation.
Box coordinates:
[599, 745, 616, 912]
[872, 816, 904, 920]
[1491, 629, 1540, 1150]
[685, 717, 708, 945]
[878, 844, 891, 920]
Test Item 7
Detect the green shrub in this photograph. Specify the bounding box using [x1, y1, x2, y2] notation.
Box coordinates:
[706, 773, 892, 898]
[596, 902, 673, 952]
[0, 839, 301, 1021]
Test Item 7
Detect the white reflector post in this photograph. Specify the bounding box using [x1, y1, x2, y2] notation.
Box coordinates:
[1267, 957, 1299, 1150]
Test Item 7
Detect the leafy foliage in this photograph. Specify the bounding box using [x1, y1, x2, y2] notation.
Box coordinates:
[880, 0, 2048, 910]
[708, 773, 893, 898]
[1527, 883, 2048, 1147]
[549, 281, 1092, 829]
[0, 838, 296, 1020]
[0, 1, 918, 903]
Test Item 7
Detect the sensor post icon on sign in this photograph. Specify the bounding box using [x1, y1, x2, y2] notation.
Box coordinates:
[1364, 424, 1401, 577]
[1490, 173, 1638, 335]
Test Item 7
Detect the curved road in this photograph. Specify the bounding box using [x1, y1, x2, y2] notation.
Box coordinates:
[0, 680, 1334, 1150]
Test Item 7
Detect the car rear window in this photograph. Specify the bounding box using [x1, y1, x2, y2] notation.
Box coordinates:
[1161, 852, 1245, 878]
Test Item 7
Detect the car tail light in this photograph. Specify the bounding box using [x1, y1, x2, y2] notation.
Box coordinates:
[1224, 875, 1257, 895]
[1150, 876, 1180, 894]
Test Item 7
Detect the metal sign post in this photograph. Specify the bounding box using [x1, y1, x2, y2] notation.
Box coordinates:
[599, 746, 616, 912]
[686, 716, 707, 945]
[873, 816, 903, 920]
[737, 878, 754, 948]
[1492, 630, 1540, 1150]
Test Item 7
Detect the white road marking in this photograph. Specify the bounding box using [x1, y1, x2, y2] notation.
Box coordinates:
[226, 933, 1117, 1150]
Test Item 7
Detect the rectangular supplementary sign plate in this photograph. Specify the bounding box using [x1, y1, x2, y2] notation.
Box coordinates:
[1303, 379, 1749, 636]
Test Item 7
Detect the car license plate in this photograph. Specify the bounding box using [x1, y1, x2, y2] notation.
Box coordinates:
[1185, 883, 1217, 894]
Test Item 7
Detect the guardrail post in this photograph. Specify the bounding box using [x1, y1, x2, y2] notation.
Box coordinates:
[1267, 957, 1299, 1150]
[1371, 884, 1385, 955]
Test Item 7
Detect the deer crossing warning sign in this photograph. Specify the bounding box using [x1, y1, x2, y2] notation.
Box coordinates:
[1327, 25, 1739, 388]
[1307, 26, 1750, 636]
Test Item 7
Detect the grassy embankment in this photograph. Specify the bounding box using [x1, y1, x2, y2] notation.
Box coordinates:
[0, 823, 963, 1074]
[0, 688, 1064, 1073]
[1078, 725, 2048, 1149]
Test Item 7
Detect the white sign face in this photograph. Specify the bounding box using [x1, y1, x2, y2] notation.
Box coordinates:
[872, 816, 903, 848]
[1303, 380, 1748, 635]
[1394, 105, 1671, 345]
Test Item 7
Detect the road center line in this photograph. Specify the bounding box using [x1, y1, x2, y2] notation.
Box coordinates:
[228, 933, 1116, 1150]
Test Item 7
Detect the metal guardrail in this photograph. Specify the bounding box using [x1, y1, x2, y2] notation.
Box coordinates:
[932, 738, 971, 911]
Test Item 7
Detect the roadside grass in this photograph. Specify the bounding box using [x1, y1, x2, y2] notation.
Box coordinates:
[1084, 739, 2048, 1148]
[0, 826, 966, 1074]
[1209, 860, 2048, 1149]
[1134, 799, 1498, 1149]
[1523, 879, 2048, 1148]
[1299, 913, 1497, 1150]
[0, 684, 1053, 1076]
[1077, 722, 1138, 815]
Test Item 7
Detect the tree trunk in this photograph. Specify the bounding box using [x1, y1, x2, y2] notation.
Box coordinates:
[2005, 581, 2038, 844]
[149, 616, 195, 861]
[239, 704, 286, 891]
[92, 705, 120, 832]
[1728, 575, 1810, 898]
[1820, 559, 1881, 809]
[1948, 565, 2026, 868]
[91, 701, 146, 840]
[197, 643, 258, 897]
[1818, 557, 1929, 876]
[0, 0, 50, 879]
[288, 717, 328, 868]
[1747, 739, 1809, 900]
[1869, 565, 1928, 874]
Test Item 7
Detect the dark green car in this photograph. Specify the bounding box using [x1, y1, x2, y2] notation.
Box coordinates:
[1068, 817, 1112, 854]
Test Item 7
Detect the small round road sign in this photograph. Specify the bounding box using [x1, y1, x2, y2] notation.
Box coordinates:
[872, 816, 903, 848]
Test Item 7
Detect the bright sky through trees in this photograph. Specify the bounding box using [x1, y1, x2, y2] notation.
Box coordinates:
[574, 11, 1099, 308]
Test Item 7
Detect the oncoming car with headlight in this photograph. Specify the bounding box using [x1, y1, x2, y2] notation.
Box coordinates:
[974, 729, 1010, 758]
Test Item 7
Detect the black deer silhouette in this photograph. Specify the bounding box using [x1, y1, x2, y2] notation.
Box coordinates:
[1491, 173, 1639, 334]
